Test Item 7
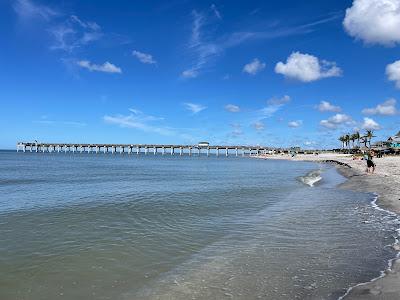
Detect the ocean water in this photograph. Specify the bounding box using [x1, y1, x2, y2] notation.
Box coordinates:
[0, 151, 398, 300]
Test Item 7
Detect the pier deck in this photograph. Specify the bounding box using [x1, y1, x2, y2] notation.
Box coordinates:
[16, 142, 277, 156]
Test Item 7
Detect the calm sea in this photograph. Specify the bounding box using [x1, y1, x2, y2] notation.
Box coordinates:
[0, 151, 398, 300]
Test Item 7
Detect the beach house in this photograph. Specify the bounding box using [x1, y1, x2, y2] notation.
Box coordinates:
[387, 131, 400, 152]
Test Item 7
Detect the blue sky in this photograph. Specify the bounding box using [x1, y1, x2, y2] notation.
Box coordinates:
[1, 0, 400, 149]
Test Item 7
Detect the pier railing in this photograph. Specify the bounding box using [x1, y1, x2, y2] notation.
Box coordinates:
[16, 142, 277, 157]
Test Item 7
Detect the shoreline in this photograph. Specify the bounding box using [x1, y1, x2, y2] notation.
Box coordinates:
[255, 153, 400, 299]
[334, 160, 400, 300]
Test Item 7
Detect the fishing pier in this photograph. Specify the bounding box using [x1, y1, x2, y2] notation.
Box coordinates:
[16, 142, 274, 157]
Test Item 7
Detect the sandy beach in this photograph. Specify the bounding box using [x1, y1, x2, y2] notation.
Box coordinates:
[257, 153, 400, 299]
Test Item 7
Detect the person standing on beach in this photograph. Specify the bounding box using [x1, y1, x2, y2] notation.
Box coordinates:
[366, 151, 375, 174]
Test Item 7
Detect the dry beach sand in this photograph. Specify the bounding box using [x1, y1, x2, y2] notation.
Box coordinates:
[257, 153, 400, 299]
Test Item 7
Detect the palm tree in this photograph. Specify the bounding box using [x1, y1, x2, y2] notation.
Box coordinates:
[360, 134, 368, 149]
[345, 134, 351, 153]
[338, 136, 344, 149]
[354, 131, 361, 148]
[338, 136, 345, 150]
[350, 134, 356, 149]
[365, 130, 375, 148]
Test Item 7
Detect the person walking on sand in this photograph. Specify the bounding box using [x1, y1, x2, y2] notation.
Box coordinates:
[366, 151, 375, 174]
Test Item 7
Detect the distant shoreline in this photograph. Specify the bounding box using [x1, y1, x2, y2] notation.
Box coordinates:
[255, 153, 400, 300]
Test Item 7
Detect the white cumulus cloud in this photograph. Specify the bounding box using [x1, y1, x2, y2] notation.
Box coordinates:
[316, 100, 342, 112]
[225, 104, 240, 112]
[320, 120, 337, 129]
[243, 58, 266, 75]
[77, 60, 122, 73]
[331, 114, 353, 123]
[183, 102, 207, 114]
[132, 50, 157, 64]
[275, 52, 342, 82]
[288, 120, 303, 128]
[386, 60, 400, 88]
[362, 117, 381, 130]
[362, 98, 398, 115]
[320, 113, 353, 129]
[343, 0, 400, 46]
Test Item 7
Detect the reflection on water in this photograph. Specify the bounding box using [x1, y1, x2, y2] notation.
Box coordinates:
[0, 151, 398, 300]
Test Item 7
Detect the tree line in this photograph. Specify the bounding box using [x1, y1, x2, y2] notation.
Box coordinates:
[338, 130, 375, 152]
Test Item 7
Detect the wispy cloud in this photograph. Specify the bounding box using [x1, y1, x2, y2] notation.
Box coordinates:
[181, 10, 340, 78]
[104, 109, 173, 136]
[103, 109, 198, 141]
[13, 0, 104, 53]
[77, 60, 122, 73]
[259, 95, 291, 117]
[181, 10, 222, 78]
[132, 50, 157, 64]
[34, 119, 87, 127]
[266, 95, 291, 106]
[183, 102, 207, 114]
[210, 4, 222, 20]
[62, 121, 87, 126]
[49, 15, 103, 52]
[225, 104, 240, 112]
[245, 95, 291, 133]
[222, 13, 341, 48]
[70, 15, 100, 31]
[14, 0, 58, 21]
[181, 69, 199, 79]
[128, 108, 163, 121]
[229, 123, 243, 137]
[252, 121, 265, 131]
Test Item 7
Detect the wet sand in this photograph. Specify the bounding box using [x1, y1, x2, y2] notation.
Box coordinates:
[257, 153, 400, 299]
